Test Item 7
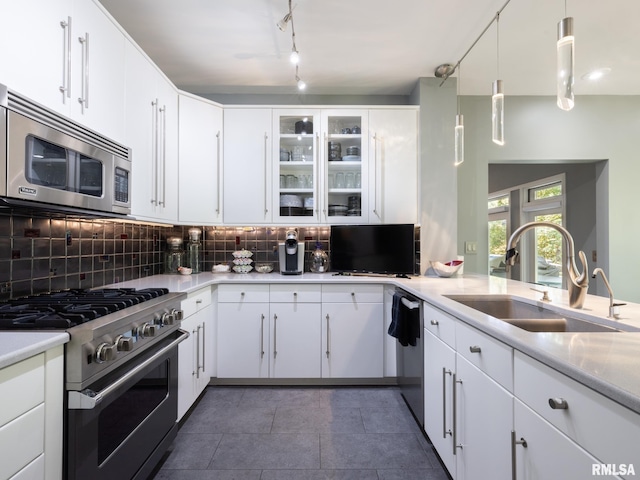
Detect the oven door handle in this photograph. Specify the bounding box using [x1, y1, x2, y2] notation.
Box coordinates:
[68, 329, 190, 410]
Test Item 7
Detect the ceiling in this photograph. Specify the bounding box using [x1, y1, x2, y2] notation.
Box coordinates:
[99, 0, 640, 97]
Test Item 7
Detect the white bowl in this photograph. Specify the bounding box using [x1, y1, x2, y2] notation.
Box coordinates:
[232, 265, 253, 274]
[429, 260, 463, 278]
[178, 267, 192, 275]
[255, 264, 273, 273]
[232, 249, 253, 258]
[212, 264, 230, 273]
[233, 257, 253, 265]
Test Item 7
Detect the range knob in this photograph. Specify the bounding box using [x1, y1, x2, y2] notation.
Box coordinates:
[158, 311, 175, 326]
[138, 322, 157, 338]
[171, 308, 184, 321]
[95, 342, 117, 364]
[115, 335, 134, 352]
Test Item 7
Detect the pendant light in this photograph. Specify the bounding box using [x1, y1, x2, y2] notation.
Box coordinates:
[454, 65, 464, 166]
[557, 1, 574, 110]
[492, 13, 505, 145]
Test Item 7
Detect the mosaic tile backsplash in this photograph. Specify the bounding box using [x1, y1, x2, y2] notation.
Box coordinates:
[0, 211, 420, 300]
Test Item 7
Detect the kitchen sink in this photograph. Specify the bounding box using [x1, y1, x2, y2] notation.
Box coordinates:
[445, 294, 622, 333]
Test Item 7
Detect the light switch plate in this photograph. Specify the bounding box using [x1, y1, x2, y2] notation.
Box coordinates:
[465, 241, 477, 255]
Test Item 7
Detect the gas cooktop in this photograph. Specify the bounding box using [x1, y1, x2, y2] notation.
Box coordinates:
[0, 288, 170, 329]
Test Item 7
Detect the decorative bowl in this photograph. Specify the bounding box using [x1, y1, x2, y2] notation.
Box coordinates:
[430, 260, 463, 278]
[178, 267, 192, 275]
[232, 265, 253, 274]
[255, 264, 274, 273]
[212, 264, 230, 273]
[232, 249, 253, 259]
[233, 257, 253, 266]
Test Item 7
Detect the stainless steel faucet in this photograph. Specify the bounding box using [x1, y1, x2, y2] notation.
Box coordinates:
[591, 268, 625, 318]
[505, 221, 589, 309]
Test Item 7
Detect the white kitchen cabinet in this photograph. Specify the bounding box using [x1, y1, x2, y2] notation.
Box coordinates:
[178, 93, 223, 224]
[0, 346, 63, 480]
[321, 284, 384, 378]
[368, 108, 418, 224]
[223, 108, 273, 224]
[272, 109, 321, 224]
[178, 287, 213, 420]
[424, 327, 457, 475]
[382, 287, 397, 377]
[513, 398, 615, 480]
[217, 285, 270, 378]
[125, 41, 178, 223]
[2, 0, 126, 143]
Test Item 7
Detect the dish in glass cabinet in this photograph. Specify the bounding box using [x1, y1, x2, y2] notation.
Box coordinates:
[233, 265, 254, 274]
[232, 249, 253, 258]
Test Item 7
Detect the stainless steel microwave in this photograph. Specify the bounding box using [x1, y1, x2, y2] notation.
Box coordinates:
[0, 85, 131, 216]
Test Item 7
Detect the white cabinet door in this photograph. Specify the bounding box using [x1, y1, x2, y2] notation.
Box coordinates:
[321, 302, 383, 378]
[269, 303, 321, 378]
[223, 108, 272, 224]
[178, 93, 223, 224]
[217, 302, 269, 378]
[177, 313, 198, 420]
[455, 355, 512, 480]
[368, 108, 418, 224]
[125, 41, 178, 223]
[513, 399, 615, 480]
[424, 328, 456, 476]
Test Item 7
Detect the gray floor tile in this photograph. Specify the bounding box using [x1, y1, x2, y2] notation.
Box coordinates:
[197, 386, 247, 407]
[271, 406, 365, 433]
[238, 387, 321, 408]
[160, 433, 222, 470]
[319, 388, 403, 408]
[180, 405, 276, 434]
[320, 433, 432, 469]
[154, 470, 262, 480]
[377, 468, 450, 480]
[209, 433, 320, 470]
[360, 405, 421, 434]
[260, 470, 380, 480]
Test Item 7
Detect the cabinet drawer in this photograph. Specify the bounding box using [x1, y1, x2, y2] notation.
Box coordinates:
[0, 354, 45, 427]
[322, 284, 383, 303]
[181, 287, 212, 318]
[218, 284, 270, 303]
[0, 403, 45, 480]
[456, 321, 513, 391]
[423, 302, 456, 348]
[514, 351, 640, 468]
[270, 284, 321, 303]
[10, 453, 44, 480]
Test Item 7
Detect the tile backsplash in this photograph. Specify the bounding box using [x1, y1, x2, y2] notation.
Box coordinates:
[0, 211, 420, 300]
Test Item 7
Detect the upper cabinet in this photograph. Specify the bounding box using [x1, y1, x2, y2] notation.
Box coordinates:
[178, 93, 223, 225]
[124, 41, 178, 223]
[223, 108, 273, 225]
[2, 0, 126, 143]
[369, 108, 418, 224]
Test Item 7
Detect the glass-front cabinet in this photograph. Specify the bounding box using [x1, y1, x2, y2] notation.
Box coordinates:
[272, 108, 369, 224]
[322, 110, 368, 223]
[273, 109, 321, 223]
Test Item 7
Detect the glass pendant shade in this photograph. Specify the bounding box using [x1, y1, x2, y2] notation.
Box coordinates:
[492, 80, 505, 145]
[454, 114, 464, 166]
[557, 17, 575, 111]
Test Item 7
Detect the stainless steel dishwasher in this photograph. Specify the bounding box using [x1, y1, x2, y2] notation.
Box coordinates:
[389, 289, 424, 426]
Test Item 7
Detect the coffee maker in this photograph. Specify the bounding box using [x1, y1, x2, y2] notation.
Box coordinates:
[279, 229, 305, 275]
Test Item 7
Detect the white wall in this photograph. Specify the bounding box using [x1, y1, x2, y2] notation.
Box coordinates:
[458, 95, 640, 302]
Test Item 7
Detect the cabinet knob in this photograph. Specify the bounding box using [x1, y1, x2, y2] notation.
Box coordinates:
[293, 292, 298, 296]
[548, 397, 569, 410]
[469, 345, 481, 353]
[240, 292, 245, 296]
[430, 319, 439, 326]
[351, 292, 355, 297]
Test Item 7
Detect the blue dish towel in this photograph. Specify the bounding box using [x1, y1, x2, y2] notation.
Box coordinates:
[388, 292, 420, 346]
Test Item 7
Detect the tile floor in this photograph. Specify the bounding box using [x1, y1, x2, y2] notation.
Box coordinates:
[150, 386, 450, 480]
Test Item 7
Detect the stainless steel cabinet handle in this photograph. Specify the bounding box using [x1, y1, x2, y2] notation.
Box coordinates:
[59, 16, 72, 102]
[151, 99, 159, 205]
[263, 132, 269, 216]
[442, 368, 452, 438]
[325, 314, 330, 358]
[315, 132, 321, 220]
[273, 314, 278, 358]
[196, 299, 203, 304]
[469, 345, 481, 353]
[77, 32, 89, 110]
[511, 430, 528, 480]
[260, 314, 265, 358]
[548, 397, 569, 409]
[453, 374, 463, 455]
[159, 105, 167, 207]
[216, 131, 221, 215]
[430, 319, 439, 326]
[372, 133, 380, 218]
[200, 322, 206, 373]
[194, 325, 201, 379]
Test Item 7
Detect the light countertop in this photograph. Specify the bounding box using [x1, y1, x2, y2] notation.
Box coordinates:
[110, 271, 640, 414]
[0, 331, 69, 369]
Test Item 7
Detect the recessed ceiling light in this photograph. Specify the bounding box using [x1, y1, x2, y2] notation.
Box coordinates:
[581, 67, 612, 81]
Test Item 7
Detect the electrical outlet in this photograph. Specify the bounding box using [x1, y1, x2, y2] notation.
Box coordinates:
[465, 241, 477, 255]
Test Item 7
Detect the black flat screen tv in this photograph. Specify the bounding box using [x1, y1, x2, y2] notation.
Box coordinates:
[330, 224, 415, 276]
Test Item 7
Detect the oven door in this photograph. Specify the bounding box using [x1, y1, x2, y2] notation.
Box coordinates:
[66, 329, 188, 480]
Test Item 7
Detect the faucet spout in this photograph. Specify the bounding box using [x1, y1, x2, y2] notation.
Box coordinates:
[505, 221, 589, 309]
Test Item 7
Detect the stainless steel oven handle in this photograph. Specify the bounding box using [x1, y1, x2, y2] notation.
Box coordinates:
[68, 329, 190, 410]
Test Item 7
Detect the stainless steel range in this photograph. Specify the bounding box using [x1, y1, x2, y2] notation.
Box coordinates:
[0, 287, 188, 480]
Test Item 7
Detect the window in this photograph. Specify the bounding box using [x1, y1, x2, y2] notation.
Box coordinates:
[488, 193, 510, 278]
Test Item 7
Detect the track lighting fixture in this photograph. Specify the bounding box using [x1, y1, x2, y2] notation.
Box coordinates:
[278, 0, 306, 91]
[455, 65, 464, 166]
[557, 14, 575, 110]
